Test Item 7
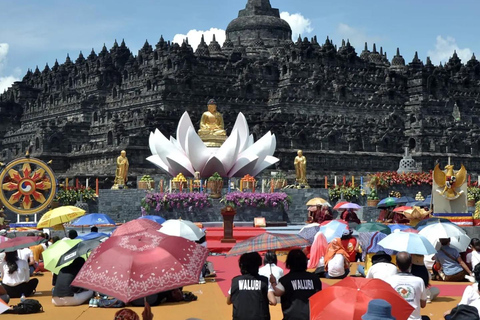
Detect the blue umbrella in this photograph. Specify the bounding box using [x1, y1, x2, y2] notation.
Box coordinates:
[319, 220, 348, 243]
[138, 215, 166, 225]
[378, 232, 437, 255]
[405, 201, 420, 207]
[394, 196, 415, 204]
[71, 213, 115, 226]
[76, 232, 110, 241]
[388, 224, 413, 232]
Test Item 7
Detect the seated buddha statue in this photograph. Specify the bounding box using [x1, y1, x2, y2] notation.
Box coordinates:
[198, 99, 227, 147]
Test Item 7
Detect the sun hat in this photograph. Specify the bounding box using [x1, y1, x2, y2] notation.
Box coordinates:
[361, 299, 395, 320]
[371, 250, 392, 264]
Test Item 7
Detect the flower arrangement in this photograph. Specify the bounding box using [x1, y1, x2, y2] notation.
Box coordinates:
[55, 187, 97, 205]
[220, 192, 291, 210]
[328, 184, 361, 203]
[367, 171, 433, 190]
[141, 192, 212, 214]
[468, 186, 480, 201]
[208, 172, 223, 181]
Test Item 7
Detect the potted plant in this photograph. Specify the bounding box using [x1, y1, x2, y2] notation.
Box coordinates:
[467, 186, 480, 207]
[207, 172, 223, 199]
[272, 171, 287, 190]
[138, 175, 155, 190]
[367, 189, 380, 207]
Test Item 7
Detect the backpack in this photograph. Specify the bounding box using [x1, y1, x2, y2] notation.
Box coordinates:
[97, 297, 126, 308]
[11, 299, 43, 314]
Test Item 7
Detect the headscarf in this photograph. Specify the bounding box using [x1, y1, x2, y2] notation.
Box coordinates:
[308, 231, 328, 269]
[114, 309, 140, 320]
[324, 237, 350, 269]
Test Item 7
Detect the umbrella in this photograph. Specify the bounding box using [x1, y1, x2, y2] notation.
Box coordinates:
[158, 219, 205, 242]
[76, 232, 110, 241]
[37, 206, 86, 228]
[319, 220, 348, 243]
[333, 201, 349, 210]
[226, 233, 310, 256]
[111, 219, 162, 237]
[378, 231, 437, 255]
[419, 222, 469, 251]
[0, 236, 46, 253]
[56, 237, 108, 268]
[388, 224, 416, 233]
[393, 206, 412, 212]
[309, 277, 414, 320]
[42, 239, 82, 273]
[377, 197, 397, 208]
[72, 229, 209, 303]
[338, 203, 362, 210]
[308, 206, 318, 212]
[437, 234, 471, 252]
[358, 232, 394, 258]
[355, 222, 391, 235]
[298, 223, 321, 243]
[415, 218, 454, 230]
[306, 197, 329, 206]
[394, 196, 415, 204]
[71, 213, 115, 226]
[139, 215, 166, 225]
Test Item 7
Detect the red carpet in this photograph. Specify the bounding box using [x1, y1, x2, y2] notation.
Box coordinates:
[436, 283, 469, 297]
[206, 227, 267, 253]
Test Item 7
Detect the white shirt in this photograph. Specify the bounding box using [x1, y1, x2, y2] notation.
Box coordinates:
[0, 259, 30, 286]
[259, 264, 284, 282]
[467, 251, 480, 270]
[17, 248, 33, 264]
[459, 284, 480, 316]
[366, 262, 398, 281]
[327, 254, 346, 278]
[386, 273, 427, 320]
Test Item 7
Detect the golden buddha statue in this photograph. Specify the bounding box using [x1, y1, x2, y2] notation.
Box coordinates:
[294, 150, 309, 188]
[112, 150, 129, 189]
[198, 99, 227, 147]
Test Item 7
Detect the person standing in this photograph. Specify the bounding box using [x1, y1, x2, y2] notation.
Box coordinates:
[227, 252, 276, 320]
[270, 249, 322, 320]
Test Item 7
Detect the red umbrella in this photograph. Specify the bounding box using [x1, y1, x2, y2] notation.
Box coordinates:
[333, 201, 349, 210]
[111, 219, 162, 237]
[72, 229, 208, 302]
[393, 206, 412, 213]
[309, 277, 414, 320]
[0, 236, 46, 252]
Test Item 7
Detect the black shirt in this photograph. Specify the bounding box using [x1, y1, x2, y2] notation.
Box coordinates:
[279, 271, 322, 320]
[230, 274, 270, 320]
[52, 259, 85, 297]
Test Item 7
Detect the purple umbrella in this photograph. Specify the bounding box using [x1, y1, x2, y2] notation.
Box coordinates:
[338, 202, 362, 210]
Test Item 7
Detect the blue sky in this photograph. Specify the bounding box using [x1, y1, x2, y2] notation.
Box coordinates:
[1, 0, 479, 91]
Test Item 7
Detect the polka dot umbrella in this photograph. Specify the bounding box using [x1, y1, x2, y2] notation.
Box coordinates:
[72, 229, 209, 303]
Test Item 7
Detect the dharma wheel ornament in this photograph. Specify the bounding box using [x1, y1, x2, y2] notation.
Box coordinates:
[0, 156, 56, 215]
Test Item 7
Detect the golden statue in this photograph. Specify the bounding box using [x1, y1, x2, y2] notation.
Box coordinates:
[198, 99, 227, 147]
[294, 150, 309, 188]
[433, 163, 466, 200]
[113, 150, 129, 189]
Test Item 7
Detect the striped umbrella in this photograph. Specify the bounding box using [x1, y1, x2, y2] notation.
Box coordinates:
[226, 233, 310, 256]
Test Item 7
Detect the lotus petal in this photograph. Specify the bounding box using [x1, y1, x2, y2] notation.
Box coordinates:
[251, 155, 279, 177]
[146, 155, 173, 175]
[239, 131, 276, 173]
[213, 128, 240, 172]
[231, 113, 250, 153]
[176, 112, 195, 151]
[228, 154, 259, 177]
[166, 155, 195, 177]
[149, 131, 158, 155]
[185, 127, 211, 173]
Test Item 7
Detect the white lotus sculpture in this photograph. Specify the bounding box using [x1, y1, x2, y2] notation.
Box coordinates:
[147, 112, 279, 178]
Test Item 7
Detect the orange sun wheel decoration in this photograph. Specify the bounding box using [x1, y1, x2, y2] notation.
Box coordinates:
[0, 158, 57, 215]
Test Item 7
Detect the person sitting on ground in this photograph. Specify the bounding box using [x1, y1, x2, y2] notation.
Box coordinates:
[366, 250, 398, 281]
[18, 232, 36, 276]
[377, 207, 395, 223]
[362, 299, 396, 320]
[227, 252, 276, 320]
[324, 238, 350, 279]
[411, 254, 439, 303]
[341, 229, 360, 262]
[63, 229, 78, 240]
[313, 205, 333, 224]
[386, 251, 429, 320]
[91, 226, 99, 233]
[443, 264, 480, 318]
[433, 238, 472, 282]
[270, 249, 322, 320]
[307, 231, 328, 278]
[467, 238, 480, 271]
[341, 209, 361, 224]
[444, 305, 480, 320]
[52, 257, 93, 306]
[0, 251, 38, 298]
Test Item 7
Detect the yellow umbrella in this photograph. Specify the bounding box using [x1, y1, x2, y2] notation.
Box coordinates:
[37, 206, 86, 228]
[306, 197, 329, 206]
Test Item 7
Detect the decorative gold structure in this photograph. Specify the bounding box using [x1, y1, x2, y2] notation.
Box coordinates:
[433, 163, 466, 200]
[112, 150, 129, 189]
[198, 99, 227, 147]
[0, 157, 56, 215]
[294, 150, 309, 188]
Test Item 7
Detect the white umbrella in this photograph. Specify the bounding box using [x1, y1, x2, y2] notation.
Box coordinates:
[432, 234, 471, 252]
[158, 219, 205, 242]
[378, 231, 437, 255]
[419, 221, 469, 252]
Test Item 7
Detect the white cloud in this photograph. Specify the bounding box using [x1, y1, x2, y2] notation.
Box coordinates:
[0, 43, 21, 92]
[173, 28, 226, 51]
[280, 12, 313, 39]
[427, 36, 472, 65]
[336, 23, 383, 52]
